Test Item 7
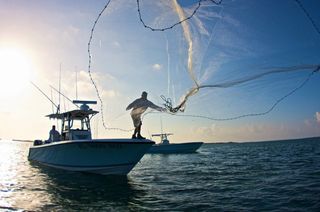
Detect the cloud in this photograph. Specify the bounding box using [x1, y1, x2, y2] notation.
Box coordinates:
[191, 122, 303, 142]
[77, 70, 118, 98]
[195, 124, 217, 136]
[112, 41, 120, 47]
[304, 119, 312, 127]
[152, 63, 162, 71]
[102, 89, 117, 98]
[52, 70, 118, 102]
[316, 112, 320, 123]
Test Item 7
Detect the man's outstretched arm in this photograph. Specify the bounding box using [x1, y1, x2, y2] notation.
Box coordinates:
[148, 101, 166, 112]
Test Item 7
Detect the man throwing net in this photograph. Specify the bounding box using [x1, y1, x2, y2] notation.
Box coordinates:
[126, 91, 166, 139]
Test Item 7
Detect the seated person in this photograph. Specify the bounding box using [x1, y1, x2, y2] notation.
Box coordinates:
[48, 125, 61, 142]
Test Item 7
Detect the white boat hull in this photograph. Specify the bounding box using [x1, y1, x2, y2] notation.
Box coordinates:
[147, 142, 203, 154]
[28, 139, 154, 175]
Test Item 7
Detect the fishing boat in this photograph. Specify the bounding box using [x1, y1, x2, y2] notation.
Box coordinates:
[147, 133, 203, 154]
[28, 100, 154, 175]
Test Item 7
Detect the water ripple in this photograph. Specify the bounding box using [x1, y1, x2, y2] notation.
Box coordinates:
[0, 138, 320, 211]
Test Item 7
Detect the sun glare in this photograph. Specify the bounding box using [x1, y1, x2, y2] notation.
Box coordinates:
[0, 47, 33, 98]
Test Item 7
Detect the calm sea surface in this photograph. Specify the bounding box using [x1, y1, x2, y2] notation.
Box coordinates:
[1, 138, 320, 211]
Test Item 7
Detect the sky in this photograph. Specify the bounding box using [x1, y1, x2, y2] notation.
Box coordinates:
[0, 0, 319, 142]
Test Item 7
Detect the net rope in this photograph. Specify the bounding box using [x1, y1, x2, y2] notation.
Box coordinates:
[87, 0, 320, 132]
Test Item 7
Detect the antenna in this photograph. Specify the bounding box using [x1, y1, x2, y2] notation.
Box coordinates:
[160, 116, 163, 135]
[58, 63, 62, 114]
[160, 116, 164, 142]
[75, 66, 78, 100]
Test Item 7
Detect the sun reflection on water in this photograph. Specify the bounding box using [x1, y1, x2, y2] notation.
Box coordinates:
[0, 140, 18, 208]
[0, 140, 52, 211]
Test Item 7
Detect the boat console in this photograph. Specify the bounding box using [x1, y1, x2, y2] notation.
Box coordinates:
[46, 100, 99, 141]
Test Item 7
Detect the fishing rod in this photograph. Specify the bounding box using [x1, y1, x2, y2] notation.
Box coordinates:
[59, 63, 62, 113]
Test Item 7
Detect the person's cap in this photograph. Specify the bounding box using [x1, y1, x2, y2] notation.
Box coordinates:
[142, 91, 148, 97]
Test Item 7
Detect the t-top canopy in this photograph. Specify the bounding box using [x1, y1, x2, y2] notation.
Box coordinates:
[152, 133, 173, 137]
[46, 109, 99, 120]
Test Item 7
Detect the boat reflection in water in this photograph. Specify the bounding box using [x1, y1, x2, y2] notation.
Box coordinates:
[148, 133, 203, 154]
[28, 100, 154, 175]
[28, 162, 146, 211]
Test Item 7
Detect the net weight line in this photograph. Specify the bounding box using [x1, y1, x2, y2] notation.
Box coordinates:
[87, 0, 320, 131]
[88, 0, 132, 132]
[137, 0, 223, 32]
[161, 66, 320, 121]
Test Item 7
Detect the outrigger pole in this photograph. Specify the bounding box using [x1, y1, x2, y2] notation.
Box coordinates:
[50, 85, 80, 108]
[30, 81, 59, 111]
[58, 63, 62, 113]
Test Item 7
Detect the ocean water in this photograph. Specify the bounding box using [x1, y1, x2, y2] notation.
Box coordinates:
[1, 138, 320, 211]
